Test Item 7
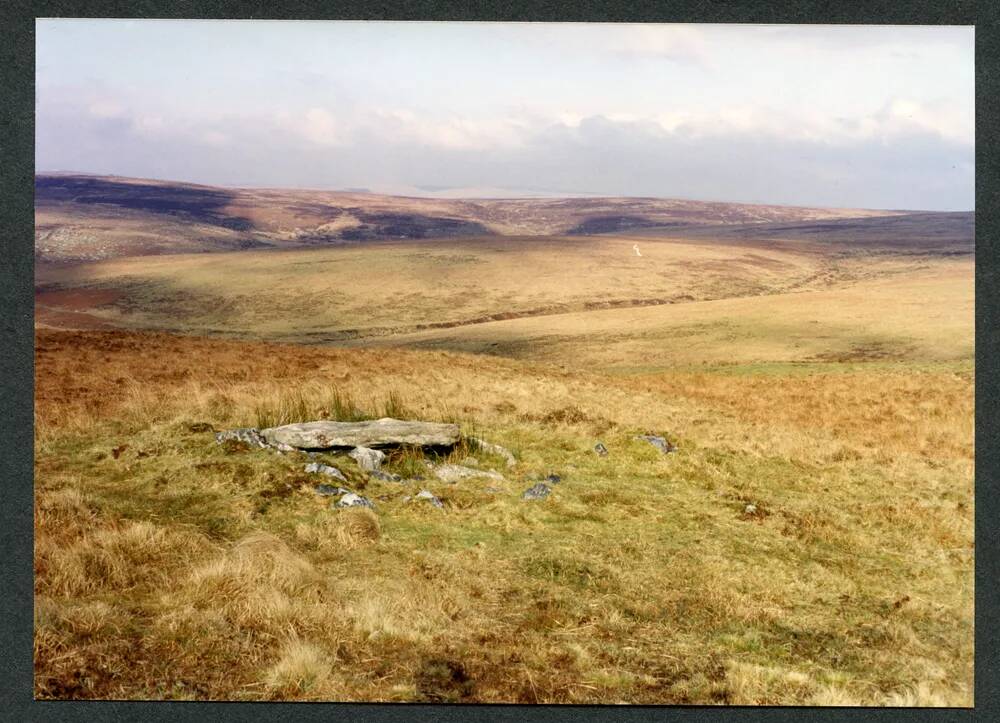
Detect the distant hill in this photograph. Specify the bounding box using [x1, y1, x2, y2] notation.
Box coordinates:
[35, 173, 914, 263]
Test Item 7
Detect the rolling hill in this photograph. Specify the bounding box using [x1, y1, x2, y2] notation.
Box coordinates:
[32, 174, 974, 704]
[35, 173, 914, 263]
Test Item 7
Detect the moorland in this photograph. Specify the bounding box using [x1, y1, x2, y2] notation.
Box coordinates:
[34, 174, 974, 704]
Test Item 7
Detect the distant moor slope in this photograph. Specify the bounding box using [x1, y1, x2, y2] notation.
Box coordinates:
[35, 174, 912, 262]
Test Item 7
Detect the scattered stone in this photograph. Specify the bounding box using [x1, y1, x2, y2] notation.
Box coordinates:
[468, 437, 517, 468]
[335, 493, 376, 509]
[433, 464, 506, 484]
[370, 470, 403, 483]
[349, 446, 386, 471]
[594, 442, 609, 457]
[460, 456, 480, 468]
[635, 435, 676, 454]
[261, 417, 461, 450]
[215, 428, 269, 449]
[415, 489, 444, 509]
[187, 422, 215, 433]
[745, 503, 757, 514]
[274, 442, 295, 453]
[315, 484, 352, 497]
[543, 474, 562, 484]
[304, 462, 347, 482]
[522, 483, 551, 500]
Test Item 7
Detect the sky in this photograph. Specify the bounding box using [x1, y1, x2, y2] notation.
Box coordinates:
[36, 21, 974, 210]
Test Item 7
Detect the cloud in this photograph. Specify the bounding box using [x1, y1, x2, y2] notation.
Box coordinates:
[276, 108, 344, 147]
[35, 84, 973, 210]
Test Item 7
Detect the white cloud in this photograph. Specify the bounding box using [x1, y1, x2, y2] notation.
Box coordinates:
[276, 107, 345, 147]
[368, 110, 529, 150]
[34, 22, 973, 210]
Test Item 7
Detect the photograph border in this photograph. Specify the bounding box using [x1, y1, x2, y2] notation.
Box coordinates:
[2, 1, 991, 721]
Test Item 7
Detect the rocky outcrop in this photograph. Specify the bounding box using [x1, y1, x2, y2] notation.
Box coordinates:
[432, 464, 505, 484]
[349, 446, 386, 471]
[314, 484, 352, 497]
[522, 483, 552, 500]
[415, 490, 445, 509]
[635, 435, 676, 454]
[468, 437, 517, 468]
[261, 418, 460, 450]
[215, 428, 269, 449]
[335, 493, 375, 509]
[304, 462, 347, 482]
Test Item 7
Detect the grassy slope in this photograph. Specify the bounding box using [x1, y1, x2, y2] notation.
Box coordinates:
[35, 326, 973, 704]
[35, 233, 965, 348]
[36, 236, 823, 337]
[33, 213, 974, 704]
[376, 259, 973, 372]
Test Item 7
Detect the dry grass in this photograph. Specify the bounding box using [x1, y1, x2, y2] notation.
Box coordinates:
[57, 231, 973, 346]
[376, 258, 973, 371]
[33, 323, 973, 704]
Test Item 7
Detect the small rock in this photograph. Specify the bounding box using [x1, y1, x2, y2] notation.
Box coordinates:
[543, 474, 562, 484]
[315, 484, 352, 497]
[187, 422, 215, 433]
[468, 437, 517, 468]
[522, 483, 551, 500]
[349, 446, 386, 471]
[415, 489, 444, 509]
[274, 442, 295, 453]
[433, 464, 506, 484]
[215, 428, 269, 449]
[635, 435, 676, 454]
[370, 470, 403, 482]
[304, 462, 347, 482]
[594, 442, 609, 457]
[745, 504, 757, 514]
[335, 493, 375, 509]
[460, 456, 480, 467]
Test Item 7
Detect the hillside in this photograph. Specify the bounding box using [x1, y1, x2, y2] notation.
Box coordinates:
[627, 212, 975, 255]
[35, 212, 973, 356]
[34, 328, 973, 703]
[32, 178, 974, 705]
[35, 174, 912, 263]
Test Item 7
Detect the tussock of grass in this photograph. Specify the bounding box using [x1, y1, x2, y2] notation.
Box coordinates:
[264, 639, 333, 698]
[293, 508, 380, 558]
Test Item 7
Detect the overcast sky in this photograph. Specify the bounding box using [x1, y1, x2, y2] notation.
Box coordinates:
[36, 21, 974, 210]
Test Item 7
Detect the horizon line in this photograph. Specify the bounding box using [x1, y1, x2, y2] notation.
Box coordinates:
[34, 169, 969, 214]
